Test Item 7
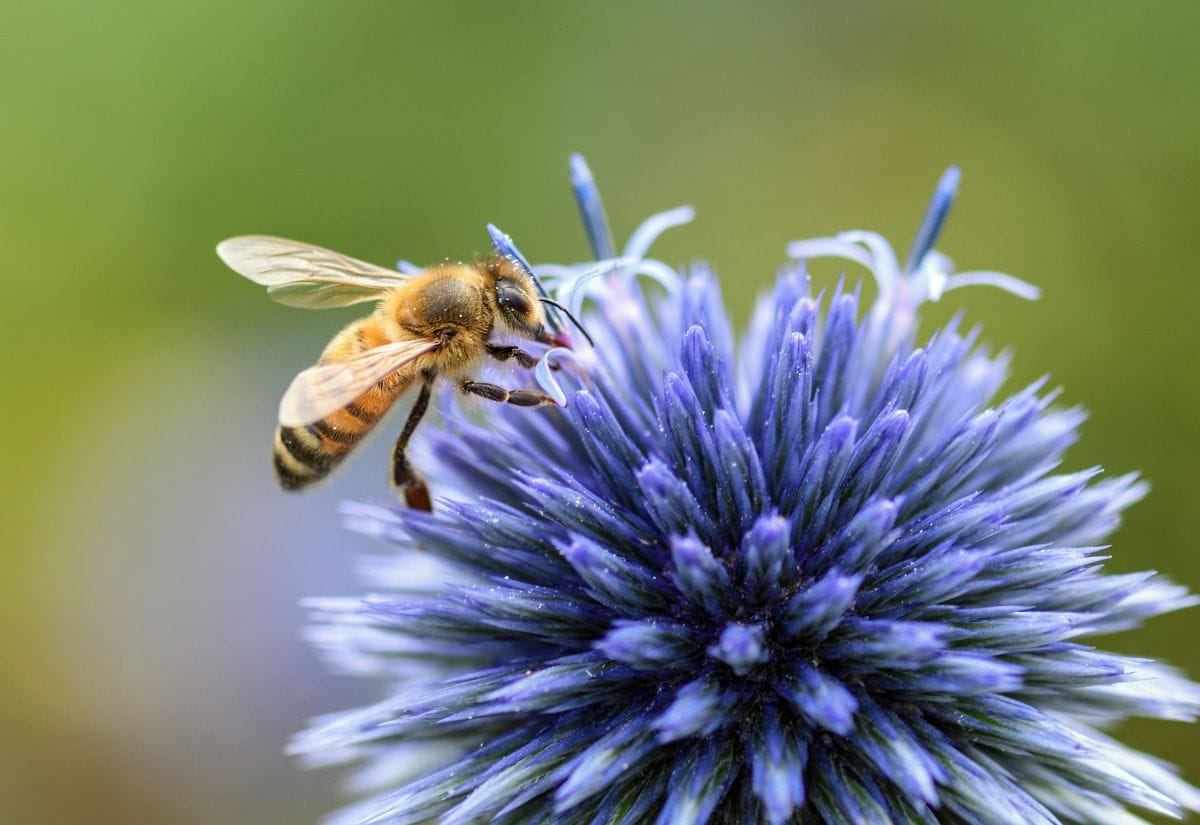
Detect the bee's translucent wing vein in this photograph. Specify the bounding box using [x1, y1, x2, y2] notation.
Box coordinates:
[217, 235, 410, 309]
[278, 339, 438, 427]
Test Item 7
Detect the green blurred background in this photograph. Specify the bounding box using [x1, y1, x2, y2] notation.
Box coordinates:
[2, 2, 1197, 822]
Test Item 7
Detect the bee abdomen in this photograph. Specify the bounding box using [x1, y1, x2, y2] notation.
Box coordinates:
[273, 439, 318, 489]
[272, 413, 368, 490]
[270, 375, 410, 491]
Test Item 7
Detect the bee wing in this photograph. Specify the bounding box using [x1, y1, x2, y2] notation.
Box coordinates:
[279, 338, 438, 427]
[217, 235, 411, 309]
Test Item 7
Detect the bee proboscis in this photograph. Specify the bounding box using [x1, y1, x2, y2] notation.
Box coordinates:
[217, 235, 587, 510]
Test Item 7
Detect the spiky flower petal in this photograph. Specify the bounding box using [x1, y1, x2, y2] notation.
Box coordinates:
[294, 158, 1199, 825]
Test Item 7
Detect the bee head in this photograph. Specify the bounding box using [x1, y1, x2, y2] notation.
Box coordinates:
[488, 257, 553, 344]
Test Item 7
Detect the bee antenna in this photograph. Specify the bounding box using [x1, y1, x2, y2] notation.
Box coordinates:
[538, 298, 595, 348]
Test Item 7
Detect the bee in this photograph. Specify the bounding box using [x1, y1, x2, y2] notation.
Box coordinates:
[216, 235, 589, 510]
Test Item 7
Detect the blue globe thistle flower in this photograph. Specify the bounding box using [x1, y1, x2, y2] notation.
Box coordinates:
[293, 157, 1200, 824]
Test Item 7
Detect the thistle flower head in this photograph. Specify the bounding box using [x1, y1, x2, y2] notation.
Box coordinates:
[295, 158, 1199, 825]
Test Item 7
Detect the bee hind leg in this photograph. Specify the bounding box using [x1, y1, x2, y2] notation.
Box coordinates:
[392, 373, 435, 511]
[461, 380, 558, 408]
[393, 449, 431, 511]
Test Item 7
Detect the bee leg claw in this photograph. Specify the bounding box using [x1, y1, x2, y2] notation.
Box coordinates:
[507, 389, 558, 407]
[461, 381, 558, 408]
[485, 344, 540, 369]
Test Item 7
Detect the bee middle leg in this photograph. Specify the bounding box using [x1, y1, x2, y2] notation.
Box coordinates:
[393, 372, 435, 511]
[461, 380, 557, 407]
[485, 343, 540, 369]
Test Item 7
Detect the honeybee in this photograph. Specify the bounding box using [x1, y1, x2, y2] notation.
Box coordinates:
[217, 235, 588, 510]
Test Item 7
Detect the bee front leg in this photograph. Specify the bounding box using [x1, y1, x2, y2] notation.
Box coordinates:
[485, 343, 540, 369]
[393, 373, 435, 511]
[461, 380, 558, 407]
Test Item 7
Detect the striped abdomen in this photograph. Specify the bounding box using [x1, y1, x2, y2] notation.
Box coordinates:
[272, 316, 413, 490]
[272, 381, 410, 489]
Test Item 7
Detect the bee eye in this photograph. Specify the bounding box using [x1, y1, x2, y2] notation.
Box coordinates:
[497, 283, 531, 317]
